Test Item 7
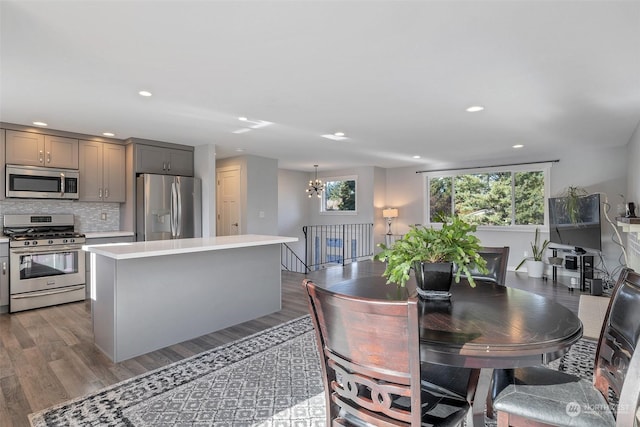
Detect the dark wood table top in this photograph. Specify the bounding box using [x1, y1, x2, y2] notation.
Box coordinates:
[329, 275, 583, 369]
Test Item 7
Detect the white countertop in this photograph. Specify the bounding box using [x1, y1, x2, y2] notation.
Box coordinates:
[83, 234, 298, 260]
[84, 231, 135, 239]
[0, 236, 8, 244]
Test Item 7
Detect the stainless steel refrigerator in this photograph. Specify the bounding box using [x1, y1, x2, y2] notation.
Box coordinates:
[136, 174, 202, 241]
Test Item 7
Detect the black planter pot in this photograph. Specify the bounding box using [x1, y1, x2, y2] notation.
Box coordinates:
[413, 261, 453, 299]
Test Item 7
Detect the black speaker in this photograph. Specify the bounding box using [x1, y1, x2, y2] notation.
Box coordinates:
[565, 256, 577, 270]
[582, 255, 594, 279]
[590, 278, 603, 296]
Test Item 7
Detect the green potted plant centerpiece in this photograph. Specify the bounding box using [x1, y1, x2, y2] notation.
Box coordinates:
[374, 215, 488, 298]
[515, 228, 550, 278]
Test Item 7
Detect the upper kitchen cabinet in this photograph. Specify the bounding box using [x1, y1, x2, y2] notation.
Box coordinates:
[79, 140, 126, 202]
[134, 142, 194, 176]
[0, 130, 5, 200]
[6, 130, 79, 169]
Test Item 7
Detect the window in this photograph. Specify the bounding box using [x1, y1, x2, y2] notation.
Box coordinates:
[322, 176, 357, 213]
[426, 164, 549, 227]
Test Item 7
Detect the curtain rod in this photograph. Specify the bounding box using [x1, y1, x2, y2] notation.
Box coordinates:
[416, 159, 560, 174]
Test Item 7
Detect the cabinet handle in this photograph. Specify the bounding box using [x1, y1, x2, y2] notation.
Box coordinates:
[162, 162, 166, 171]
[167, 162, 171, 171]
[47, 152, 51, 163]
[98, 188, 103, 198]
[2, 262, 6, 275]
[39, 150, 44, 163]
[105, 188, 109, 198]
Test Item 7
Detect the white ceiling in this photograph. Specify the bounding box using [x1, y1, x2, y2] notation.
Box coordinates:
[1, 1, 639, 172]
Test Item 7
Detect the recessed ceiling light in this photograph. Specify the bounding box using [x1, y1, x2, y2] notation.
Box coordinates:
[238, 116, 248, 121]
[322, 133, 348, 141]
[466, 105, 485, 112]
[33, 121, 48, 126]
[102, 132, 115, 137]
[248, 120, 272, 129]
[512, 144, 524, 149]
[138, 90, 152, 97]
[412, 155, 421, 159]
[235, 148, 245, 152]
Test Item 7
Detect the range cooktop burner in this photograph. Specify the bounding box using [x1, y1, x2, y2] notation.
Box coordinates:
[10, 232, 85, 241]
[3, 214, 85, 248]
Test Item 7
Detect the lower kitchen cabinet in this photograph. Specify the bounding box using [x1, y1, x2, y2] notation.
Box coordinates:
[1, 243, 8, 313]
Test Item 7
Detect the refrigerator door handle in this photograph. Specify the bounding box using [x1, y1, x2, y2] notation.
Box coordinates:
[170, 181, 178, 238]
[176, 178, 183, 238]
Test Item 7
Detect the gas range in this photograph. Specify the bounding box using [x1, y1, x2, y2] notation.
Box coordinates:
[4, 213, 87, 313]
[3, 214, 86, 248]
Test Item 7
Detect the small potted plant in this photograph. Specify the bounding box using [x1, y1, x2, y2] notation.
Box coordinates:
[515, 228, 550, 278]
[374, 215, 488, 298]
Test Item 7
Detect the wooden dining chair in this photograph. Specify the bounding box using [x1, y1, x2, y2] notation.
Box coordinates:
[469, 246, 510, 285]
[303, 278, 472, 427]
[492, 267, 640, 426]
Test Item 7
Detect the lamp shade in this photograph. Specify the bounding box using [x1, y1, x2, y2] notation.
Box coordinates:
[383, 208, 398, 218]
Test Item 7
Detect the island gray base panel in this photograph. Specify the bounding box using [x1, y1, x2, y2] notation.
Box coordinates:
[92, 245, 282, 362]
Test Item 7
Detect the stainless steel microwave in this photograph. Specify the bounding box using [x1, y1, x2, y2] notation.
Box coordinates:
[6, 165, 79, 199]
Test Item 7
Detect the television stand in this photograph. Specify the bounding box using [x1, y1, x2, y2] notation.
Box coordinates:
[550, 248, 595, 292]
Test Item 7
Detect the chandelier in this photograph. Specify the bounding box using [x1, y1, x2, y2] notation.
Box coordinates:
[306, 165, 325, 198]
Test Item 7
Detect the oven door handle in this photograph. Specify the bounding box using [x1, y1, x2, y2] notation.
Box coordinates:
[11, 284, 85, 299]
[11, 244, 83, 255]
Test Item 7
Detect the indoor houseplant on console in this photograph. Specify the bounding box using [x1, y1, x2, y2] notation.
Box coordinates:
[515, 228, 550, 278]
[374, 215, 488, 298]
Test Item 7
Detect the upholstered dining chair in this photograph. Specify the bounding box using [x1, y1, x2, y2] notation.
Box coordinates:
[303, 278, 474, 427]
[469, 246, 510, 285]
[492, 267, 640, 426]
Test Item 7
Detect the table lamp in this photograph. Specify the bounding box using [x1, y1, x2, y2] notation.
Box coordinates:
[383, 208, 398, 235]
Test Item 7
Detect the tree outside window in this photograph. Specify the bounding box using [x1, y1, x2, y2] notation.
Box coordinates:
[323, 177, 357, 213]
[426, 167, 548, 227]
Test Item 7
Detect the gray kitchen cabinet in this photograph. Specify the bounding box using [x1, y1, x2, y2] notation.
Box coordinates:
[79, 140, 126, 202]
[0, 129, 5, 200]
[0, 244, 8, 313]
[135, 143, 193, 176]
[6, 130, 79, 169]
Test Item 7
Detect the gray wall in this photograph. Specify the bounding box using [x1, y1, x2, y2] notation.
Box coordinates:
[626, 121, 640, 271]
[380, 145, 628, 282]
[194, 144, 216, 237]
[278, 169, 310, 257]
[216, 154, 278, 235]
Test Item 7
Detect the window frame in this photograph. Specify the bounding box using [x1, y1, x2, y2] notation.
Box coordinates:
[423, 163, 551, 230]
[320, 174, 358, 215]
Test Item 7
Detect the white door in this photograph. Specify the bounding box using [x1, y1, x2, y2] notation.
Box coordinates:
[216, 167, 241, 236]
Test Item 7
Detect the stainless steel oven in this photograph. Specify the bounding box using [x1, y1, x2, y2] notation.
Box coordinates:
[4, 214, 86, 312]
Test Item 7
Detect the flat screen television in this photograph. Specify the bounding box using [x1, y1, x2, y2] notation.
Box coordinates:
[548, 193, 601, 252]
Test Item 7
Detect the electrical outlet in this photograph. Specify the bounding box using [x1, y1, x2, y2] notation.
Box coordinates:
[101, 213, 107, 221]
[523, 251, 528, 257]
[259, 210, 265, 218]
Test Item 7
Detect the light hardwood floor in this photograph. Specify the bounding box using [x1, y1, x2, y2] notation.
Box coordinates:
[0, 260, 581, 427]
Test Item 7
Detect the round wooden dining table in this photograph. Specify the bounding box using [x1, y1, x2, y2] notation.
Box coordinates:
[328, 275, 583, 427]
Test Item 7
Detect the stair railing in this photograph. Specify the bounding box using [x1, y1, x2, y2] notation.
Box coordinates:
[302, 223, 374, 271]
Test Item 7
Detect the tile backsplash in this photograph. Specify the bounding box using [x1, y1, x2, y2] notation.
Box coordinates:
[0, 200, 120, 232]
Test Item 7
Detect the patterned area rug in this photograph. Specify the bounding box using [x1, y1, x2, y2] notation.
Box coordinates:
[29, 315, 597, 427]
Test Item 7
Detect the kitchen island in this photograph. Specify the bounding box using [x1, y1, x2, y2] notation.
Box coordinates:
[84, 234, 297, 362]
